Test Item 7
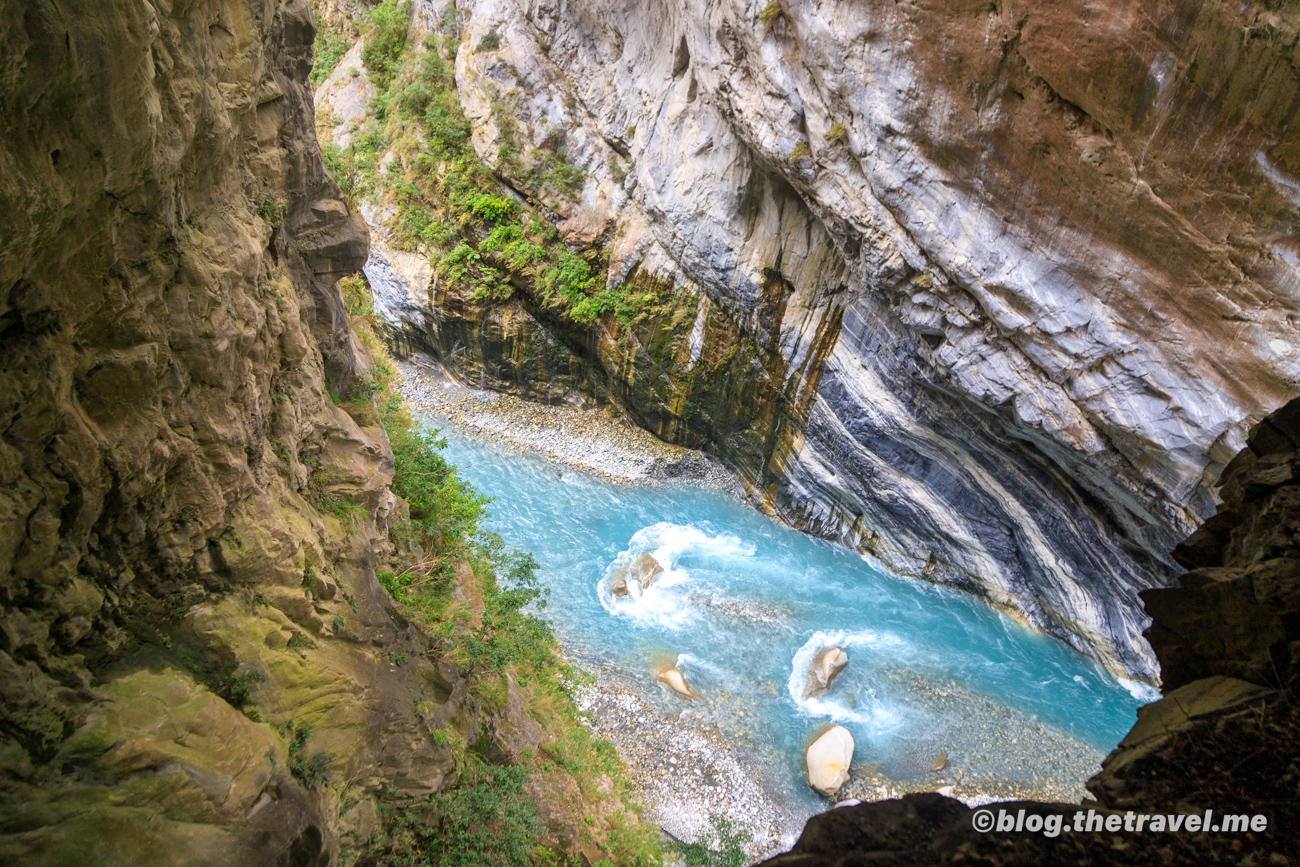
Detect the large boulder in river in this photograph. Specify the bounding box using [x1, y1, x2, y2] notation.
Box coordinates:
[805, 646, 849, 699]
[611, 553, 663, 598]
[806, 725, 855, 796]
[655, 665, 698, 699]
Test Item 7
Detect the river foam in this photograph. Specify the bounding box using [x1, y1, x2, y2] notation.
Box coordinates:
[399, 363, 1155, 823]
[598, 522, 757, 631]
[787, 631, 908, 734]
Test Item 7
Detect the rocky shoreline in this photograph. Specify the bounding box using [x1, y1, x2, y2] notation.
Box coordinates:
[395, 358, 1112, 859]
[397, 359, 742, 494]
[569, 667, 806, 861]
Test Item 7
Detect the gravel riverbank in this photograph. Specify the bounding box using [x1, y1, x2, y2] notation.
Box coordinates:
[396, 359, 741, 494]
[570, 667, 806, 861]
[394, 358, 1111, 860]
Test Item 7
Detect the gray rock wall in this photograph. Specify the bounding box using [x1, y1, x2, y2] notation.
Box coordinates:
[325, 0, 1300, 681]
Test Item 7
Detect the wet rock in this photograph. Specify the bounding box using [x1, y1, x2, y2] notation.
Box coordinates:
[805, 725, 854, 797]
[848, 764, 879, 780]
[656, 666, 698, 700]
[929, 752, 947, 772]
[804, 646, 849, 699]
[611, 553, 664, 599]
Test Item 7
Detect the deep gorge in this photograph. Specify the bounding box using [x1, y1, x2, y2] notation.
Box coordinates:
[2, 0, 1298, 865]
[337, 0, 1300, 686]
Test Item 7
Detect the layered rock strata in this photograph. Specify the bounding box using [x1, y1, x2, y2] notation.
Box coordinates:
[0, 2, 625, 863]
[325, 0, 1300, 681]
[759, 396, 1300, 865]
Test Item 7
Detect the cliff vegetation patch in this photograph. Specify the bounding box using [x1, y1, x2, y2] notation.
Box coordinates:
[338, 276, 663, 866]
[321, 1, 677, 328]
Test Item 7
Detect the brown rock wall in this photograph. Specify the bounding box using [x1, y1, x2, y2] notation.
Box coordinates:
[0, 2, 553, 864]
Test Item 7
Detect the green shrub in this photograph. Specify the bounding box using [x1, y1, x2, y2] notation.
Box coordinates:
[361, 0, 411, 93]
[475, 30, 502, 52]
[293, 751, 334, 790]
[425, 96, 473, 157]
[758, 1, 782, 34]
[222, 668, 265, 710]
[257, 199, 288, 227]
[323, 11, 672, 329]
[385, 421, 490, 555]
[337, 288, 663, 867]
[529, 150, 586, 196]
[310, 17, 353, 86]
[321, 122, 386, 202]
[463, 550, 554, 674]
[277, 720, 334, 791]
[469, 193, 517, 223]
[374, 760, 540, 866]
[339, 275, 375, 319]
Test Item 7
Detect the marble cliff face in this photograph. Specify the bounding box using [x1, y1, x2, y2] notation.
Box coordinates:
[326, 0, 1300, 682]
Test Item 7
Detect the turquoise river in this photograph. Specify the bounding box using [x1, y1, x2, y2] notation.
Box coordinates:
[417, 407, 1154, 819]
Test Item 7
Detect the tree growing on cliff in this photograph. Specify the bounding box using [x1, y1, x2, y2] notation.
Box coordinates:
[361, 0, 411, 92]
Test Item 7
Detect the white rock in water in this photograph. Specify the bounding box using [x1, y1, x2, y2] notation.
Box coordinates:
[806, 725, 854, 796]
[656, 666, 698, 699]
[805, 646, 849, 699]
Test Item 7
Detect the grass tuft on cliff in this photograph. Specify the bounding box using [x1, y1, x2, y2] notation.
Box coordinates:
[310, 13, 355, 86]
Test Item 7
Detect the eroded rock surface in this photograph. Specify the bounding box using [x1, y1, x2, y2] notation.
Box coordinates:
[0, 1, 628, 863]
[611, 552, 665, 599]
[761, 397, 1300, 865]
[321, 0, 1300, 681]
[804, 645, 848, 700]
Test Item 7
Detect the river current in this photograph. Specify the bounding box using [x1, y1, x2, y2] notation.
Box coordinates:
[419, 408, 1153, 817]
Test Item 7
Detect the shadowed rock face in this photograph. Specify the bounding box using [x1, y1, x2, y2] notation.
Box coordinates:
[0, 2, 614, 864]
[336, 0, 1300, 680]
[0, 0, 383, 860]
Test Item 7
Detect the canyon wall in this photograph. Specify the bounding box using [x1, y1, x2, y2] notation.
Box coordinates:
[333, 0, 1300, 681]
[758, 394, 1300, 865]
[0, 2, 635, 863]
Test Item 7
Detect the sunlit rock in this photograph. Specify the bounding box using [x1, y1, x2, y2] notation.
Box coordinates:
[806, 725, 854, 796]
